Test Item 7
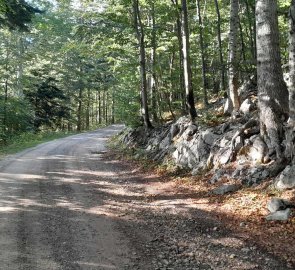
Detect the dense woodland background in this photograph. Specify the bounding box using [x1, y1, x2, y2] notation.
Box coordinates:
[0, 0, 294, 156]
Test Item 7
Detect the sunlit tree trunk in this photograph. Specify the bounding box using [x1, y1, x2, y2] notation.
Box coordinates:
[181, 0, 197, 120]
[98, 91, 102, 125]
[228, 0, 240, 112]
[256, 0, 289, 160]
[214, 0, 226, 92]
[150, 2, 159, 123]
[196, 0, 208, 106]
[77, 87, 83, 132]
[289, 0, 295, 123]
[174, 0, 186, 112]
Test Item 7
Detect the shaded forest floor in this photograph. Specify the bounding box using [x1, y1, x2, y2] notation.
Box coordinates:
[106, 147, 295, 268]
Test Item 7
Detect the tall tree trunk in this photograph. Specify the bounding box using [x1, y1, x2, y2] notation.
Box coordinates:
[196, 0, 208, 106]
[77, 88, 83, 132]
[150, 2, 159, 122]
[245, 0, 256, 61]
[111, 89, 115, 124]
[239, 21, 246, 62]
[175, 7, 186, 113]
[289, 0, 295, 124]
[214, 0, 226, 92]
[227, 0, 240, 113]
[286, 0, 295, 163]
[133, 0, 153, 128]
[181, 0, 197, 120]
[98, 91, 102, 125]
[86, 88, 90, 130]
[16, 34, 24, 97]
[256, 0, 289, 160]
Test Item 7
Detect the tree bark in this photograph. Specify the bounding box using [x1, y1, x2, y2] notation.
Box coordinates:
[256, 0, 289, 160]
[77, 87, 83, 132]
[175, 3, 186, 113]
[181, 0, 197, 120]
[245, 0, 256, 61]
[289, 0, 295, 124]
[214, 0, 226, 92]
[196, 0, 208, 106]
[150, 2, 159, 123]
[133, 0, 153, 129]
[228, 0, 240, 112]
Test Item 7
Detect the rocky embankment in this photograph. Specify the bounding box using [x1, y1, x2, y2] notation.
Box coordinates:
[115, 80, 295, 221]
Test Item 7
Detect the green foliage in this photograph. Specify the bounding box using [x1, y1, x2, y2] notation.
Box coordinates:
[0, 130, 76, 156]
[0, 97, 34, 144]
[0, 0, 42, 31]
[25, 77, 71, 130]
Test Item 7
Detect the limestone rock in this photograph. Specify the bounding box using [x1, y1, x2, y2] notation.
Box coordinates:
[275, 165, 295, 190]
[267, 198, 292, 213]
[212, 184, 239, 195]
[240, 98, 254, 115]
[266, 208, 291, 221]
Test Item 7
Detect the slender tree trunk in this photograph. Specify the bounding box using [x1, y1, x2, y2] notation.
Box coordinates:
[169, 52, 176, 119]
[239, 21, 246, 62]
[111, 90, 115, 124]
[98, 91, 102, 125]
[214, 0, 226, 92]
[289, 0, 295, 124]
[150, 3, 159, 123]
[228, 0, 240, 112]
[181, 0, 197, 120]
[86, 88, 90, 130]
[16, 34, 24, 97]
[176, 15, 186, 112]
[77, 88, 83, 132]
[286, 0, 295, 163]
[256, 0, 289, 160]
[245, 0, 256, 61]
[95, 90, 99, 125]
[133, 0, 153, 128]
[3, 48, 10, 133]
[196, 0, 208, 106]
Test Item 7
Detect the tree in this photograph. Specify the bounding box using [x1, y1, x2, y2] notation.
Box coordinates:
[289, 0, 295, 124]
[181, 0, 197, 121]
[196, 0, 208, 106]
[214, 0, 226, 92]
[256, 0, 289, 161]
[227, 0, 240, 113]
[25, 78, 70, 130]
[0, 0, 42, 31]
[133, 0, 153, 128]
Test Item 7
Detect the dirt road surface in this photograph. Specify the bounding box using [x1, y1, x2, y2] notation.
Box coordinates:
[0, 126, 290, 269]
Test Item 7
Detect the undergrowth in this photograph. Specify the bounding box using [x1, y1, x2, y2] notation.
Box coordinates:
[0, 131, 76, 157]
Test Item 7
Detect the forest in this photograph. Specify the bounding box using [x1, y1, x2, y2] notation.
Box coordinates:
[0, 0, 294, 161]
[1, 1, 295, 267]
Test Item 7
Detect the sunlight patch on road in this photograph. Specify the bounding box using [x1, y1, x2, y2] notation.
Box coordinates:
[210, 237, 244, 248]
[69, 169, 117, 177]
[0, 173, 45, 181]
[0, 206, 19, 213]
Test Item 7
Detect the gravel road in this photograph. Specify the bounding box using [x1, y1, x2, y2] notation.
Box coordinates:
[0, 125, 134, 270]
[0, 125, 290, 270]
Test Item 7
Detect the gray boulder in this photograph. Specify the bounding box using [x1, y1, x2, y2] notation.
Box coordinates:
[266, 208, 291, 221]
[267, 198, 292, 213]
[212, 184, 239, 195]
[275, 165, 295, 190]
[240, 98, 254, 115]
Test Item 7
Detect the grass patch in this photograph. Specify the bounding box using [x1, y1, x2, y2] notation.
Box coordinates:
[0, 131, 77, 157]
